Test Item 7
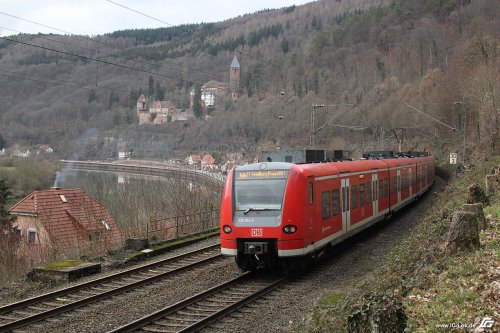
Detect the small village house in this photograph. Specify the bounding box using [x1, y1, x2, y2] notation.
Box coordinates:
[185, 155, 202, 165]
[201, 154, 216, 171]
[9, 187, 123, 263]
[118, 147, 131, 160]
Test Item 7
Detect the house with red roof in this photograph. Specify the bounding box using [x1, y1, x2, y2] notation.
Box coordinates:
[201, 154, 216, 170]
[185, 155, 202, 165]
[9, 187, 123, 261]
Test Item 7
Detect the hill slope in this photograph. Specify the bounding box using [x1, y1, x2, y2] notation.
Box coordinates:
[0, 0, 498, 161]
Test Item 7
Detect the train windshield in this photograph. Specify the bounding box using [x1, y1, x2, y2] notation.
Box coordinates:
[234, 170, 289, 211]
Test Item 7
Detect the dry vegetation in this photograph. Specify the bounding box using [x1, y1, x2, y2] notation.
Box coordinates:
[298, 156, 500, 332]
[0, 0, 497, 163]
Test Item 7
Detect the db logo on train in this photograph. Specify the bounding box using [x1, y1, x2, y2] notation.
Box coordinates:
[251, 228, 263, 237]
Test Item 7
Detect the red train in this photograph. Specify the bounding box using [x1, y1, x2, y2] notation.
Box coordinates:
[220, 155, 435, 271]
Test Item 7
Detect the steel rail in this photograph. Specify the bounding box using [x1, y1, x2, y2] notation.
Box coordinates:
[0, 244, 222, 333]
[108, 272, 288, 333]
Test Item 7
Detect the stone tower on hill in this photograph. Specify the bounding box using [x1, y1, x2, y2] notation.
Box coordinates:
[229, 53, 240, 100]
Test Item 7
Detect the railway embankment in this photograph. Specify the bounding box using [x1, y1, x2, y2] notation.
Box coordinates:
[301, 156, 500, 332]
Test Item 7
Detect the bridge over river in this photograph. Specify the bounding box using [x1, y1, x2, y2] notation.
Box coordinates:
[59, 160, 226, 191]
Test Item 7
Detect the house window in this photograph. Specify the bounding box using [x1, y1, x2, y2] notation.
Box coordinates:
[27, 228, 37, 244]
[59, 195, 68, 203]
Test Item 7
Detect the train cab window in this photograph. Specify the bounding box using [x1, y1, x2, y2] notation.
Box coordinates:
[359, 184, 365, 206]
[321, 191, 331, 219]
[366, 182, 372, 203]
[332, 189, 340, 216]
[351, 185, 358, 209]
[309, 182, 314, 205]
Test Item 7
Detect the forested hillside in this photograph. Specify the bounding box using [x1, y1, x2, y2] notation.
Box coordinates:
[0, 0, 498, 161]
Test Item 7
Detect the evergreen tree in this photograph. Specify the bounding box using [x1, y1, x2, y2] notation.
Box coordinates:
[192, 84, 202, 118]
[148, 76, 155, 97]
[155, 82, 166, 100]
[0, 134, 5, 150]
[108, 92, 120, 109]
[281, 38, 289, 54]
[0, 179, 15, 227]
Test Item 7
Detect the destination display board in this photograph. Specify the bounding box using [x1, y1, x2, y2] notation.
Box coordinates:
[236, 170, 288, 179]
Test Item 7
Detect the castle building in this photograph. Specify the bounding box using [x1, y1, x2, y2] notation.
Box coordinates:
[190, 54, 241, 110]
[137, 95, 193, 125]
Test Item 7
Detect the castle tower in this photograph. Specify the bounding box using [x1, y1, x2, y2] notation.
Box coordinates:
[229, 54, 240, 100]
[136, 94, 150, 124]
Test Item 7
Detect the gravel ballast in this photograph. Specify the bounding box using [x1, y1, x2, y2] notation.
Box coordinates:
[5, 181, 442, 333]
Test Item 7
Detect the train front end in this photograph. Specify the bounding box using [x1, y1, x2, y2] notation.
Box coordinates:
[220, 162, 301, 271]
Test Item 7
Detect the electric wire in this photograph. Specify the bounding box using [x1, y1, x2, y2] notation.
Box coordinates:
[0, 69, 132, 97]
[106, 0, 289, 92]
[0, 10, 225, 83]
[0, 5, 293, 107]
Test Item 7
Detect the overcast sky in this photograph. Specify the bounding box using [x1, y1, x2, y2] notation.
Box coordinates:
[0, 0, 313, 36]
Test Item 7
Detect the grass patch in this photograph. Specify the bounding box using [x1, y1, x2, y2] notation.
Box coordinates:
[127, 230, 220, 262]
[300, 155, 500, 332]
[319, 293, 343, 308]
[39, 260, 85, 270]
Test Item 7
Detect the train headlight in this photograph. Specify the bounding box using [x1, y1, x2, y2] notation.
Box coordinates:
[223, 225, 232, 234]
[283, 225, 297, 234]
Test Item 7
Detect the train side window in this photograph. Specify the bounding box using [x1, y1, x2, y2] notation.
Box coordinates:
[342, 188, 346, 213]
[373, 180, 377, 200]
[321, 191, 331, 219]
[359, 184, 365, 206]
[346, 186, 350, 210]
[309, 182, 314, 205]
[351, 185, 358, 209]
[366, 182, 372, 203]
[384, 179, 389, 198]
[378, 180, 383, 200]
[390, 176, 396, 194]
[332, 189, 340, 216]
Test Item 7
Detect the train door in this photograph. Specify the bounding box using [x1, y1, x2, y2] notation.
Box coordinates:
[397, 169, 401, 204]
[372, 173, 378, 216]
[341, 178, 350, 233]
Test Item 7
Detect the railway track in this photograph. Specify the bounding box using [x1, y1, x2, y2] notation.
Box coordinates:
[0, 244, 222, 333]
[109, 272, 287, 333]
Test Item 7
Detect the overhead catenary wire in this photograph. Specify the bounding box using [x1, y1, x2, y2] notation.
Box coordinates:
[0, 69, 133, 97]
[0, 32, 283, 106]
[106, 0, 290, 93]
[0, 4, 300, 108]
[0, 10, 226, 83]
[0, 35, 206, 88]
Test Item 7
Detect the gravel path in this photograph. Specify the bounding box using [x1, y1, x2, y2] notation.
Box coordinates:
[7, 180, 442, 333]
